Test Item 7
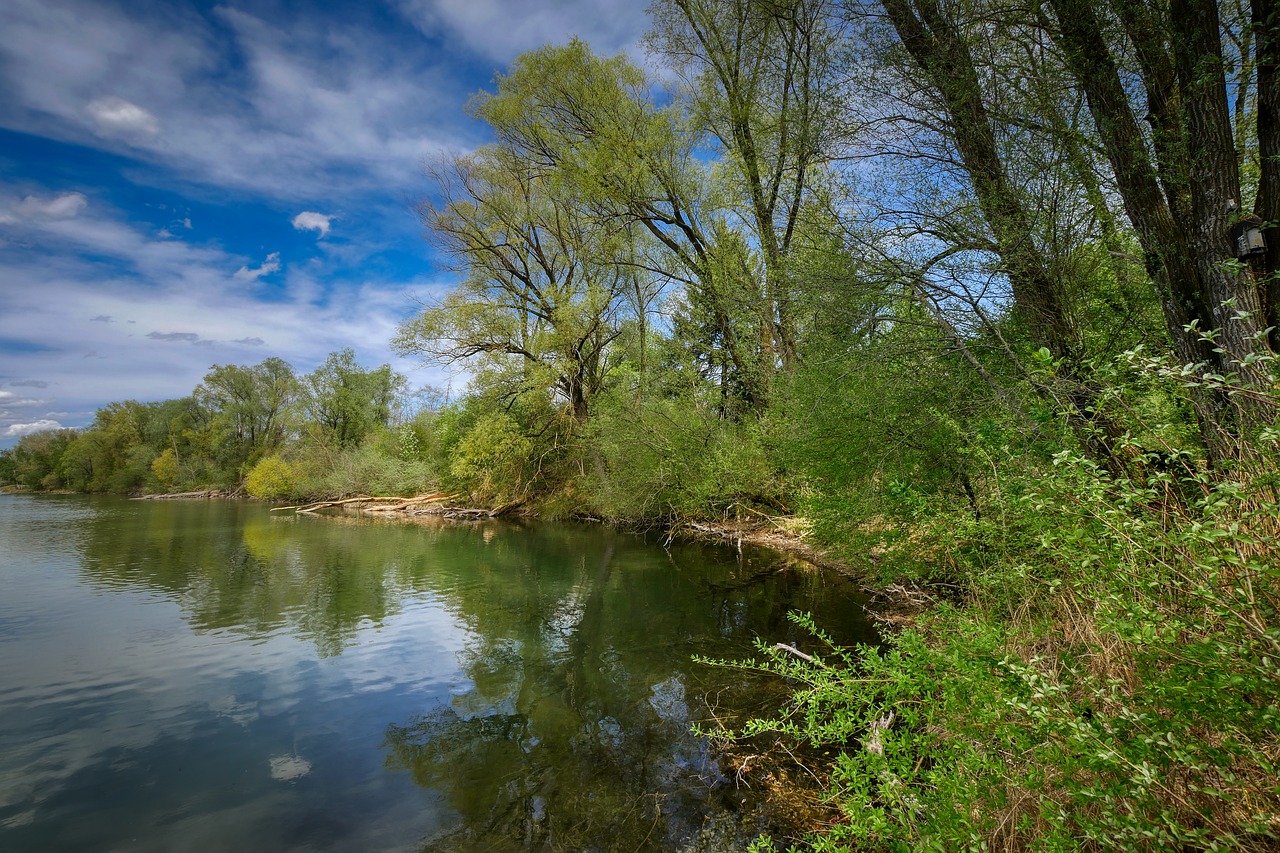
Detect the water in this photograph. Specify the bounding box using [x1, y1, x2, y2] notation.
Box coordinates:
[0, 493, 877, 851]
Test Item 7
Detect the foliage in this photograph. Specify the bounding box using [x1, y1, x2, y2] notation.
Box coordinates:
[8, 429, 80, 490]
[579, 385, 781, 521]
[302, 348, 405, 450]
[448, 412, 535, 504]
[710, 352, 1280, 851]
[244, 455, 299, 500]
[196, 357, 299, 475]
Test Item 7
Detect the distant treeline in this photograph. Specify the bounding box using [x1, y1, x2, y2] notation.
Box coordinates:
[0, 349, 411, 499]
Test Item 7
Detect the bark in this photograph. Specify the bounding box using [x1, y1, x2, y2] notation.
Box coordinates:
[1109, 0, 1194, 227]
[1169, 0, 1270, 379]
[1255, 0, 1280, 349]
[1049, 0, 1231, 458]
[1050, 0, 1212, 369]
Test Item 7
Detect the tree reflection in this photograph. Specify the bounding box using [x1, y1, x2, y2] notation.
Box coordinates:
[73, 498, 878, 848]
[78, 500, 469, 655]
[379, 533, 872, 851]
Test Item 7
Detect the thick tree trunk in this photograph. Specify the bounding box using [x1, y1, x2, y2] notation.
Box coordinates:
[1169, 0, 1271, 383]
[1050, 0, 1212, 367]
[1047, 0, 1274, 455]
[1049, 0, 1230, 458]
[1255, 0, 1280, 350]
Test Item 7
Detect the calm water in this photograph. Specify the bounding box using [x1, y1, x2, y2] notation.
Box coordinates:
[0, 493, 876, 851]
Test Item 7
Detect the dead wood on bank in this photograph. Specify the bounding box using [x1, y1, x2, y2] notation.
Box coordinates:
[270, 491, 525, 520]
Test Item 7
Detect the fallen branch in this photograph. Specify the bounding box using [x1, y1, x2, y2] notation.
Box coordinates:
[289, 495, 405, 513]
[773, 642, 815, 663]
[135, 490, 219, 500]
[362, 491, 460, 512]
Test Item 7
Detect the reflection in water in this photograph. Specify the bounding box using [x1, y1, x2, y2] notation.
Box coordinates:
[0, 494, 876, 851]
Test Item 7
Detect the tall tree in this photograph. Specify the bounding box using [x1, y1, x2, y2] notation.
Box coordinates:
[468, 40, 777, 411]
[647, 0, 849, 370]
[195, 357, 299, 471]
[396, 144, 632, 422]
[1046, 0, 1277, 447]
[303, 350, 402, 449]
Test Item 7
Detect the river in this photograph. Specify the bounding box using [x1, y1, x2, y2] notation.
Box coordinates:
[0, 493, 876, 851]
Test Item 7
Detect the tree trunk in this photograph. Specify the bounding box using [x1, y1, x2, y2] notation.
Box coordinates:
[1255, 0, 1280, 350]
[882, 0, 1079, 363]
[1169, 0, 1271, 386]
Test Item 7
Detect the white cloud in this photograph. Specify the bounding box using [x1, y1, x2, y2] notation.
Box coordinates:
[0, 0, 469, 201]
[11, 192, 89, 221]
[3, 420, 65, 438]
[234, 251, 281, 282]
[88, 95, 160, 136]
[292, 211, 333, 237]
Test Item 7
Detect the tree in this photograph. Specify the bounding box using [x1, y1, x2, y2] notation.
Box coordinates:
[195, 357, 299, 473]
[396, 143, 631, 422]
[466, 40, 776, 411]
[647, 0, 851, 370]
[1045, 0, 1277, 451]
[303, 349, 404, 449]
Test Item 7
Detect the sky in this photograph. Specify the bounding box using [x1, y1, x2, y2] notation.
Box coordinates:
[0, 0, 653, 446]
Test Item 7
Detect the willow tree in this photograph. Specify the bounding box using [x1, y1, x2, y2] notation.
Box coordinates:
[302, 349, 403, 450]
[647, 0, 851, 371]
[1045, 0, 1279, 445]
[195, 357, 299, 471]
[467, 39, 777, 411]
[865, 0, 1274, 458]
[395, 143, 632, 422]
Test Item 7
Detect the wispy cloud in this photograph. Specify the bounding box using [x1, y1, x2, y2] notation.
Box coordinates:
[234, 251, 281, 282]
[0, 0, 473, 201]
[88, 95, 160, 137]
[146, 331, 201, 343]
[2, 192, 90, 223]
[0, 187, 454, 443]
[394, 0, 649, 62]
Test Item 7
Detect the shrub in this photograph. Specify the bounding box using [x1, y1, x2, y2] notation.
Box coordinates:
[245, 455, 299, 500]
[449, 412, 533, 503]
[579, 390, 782, 522]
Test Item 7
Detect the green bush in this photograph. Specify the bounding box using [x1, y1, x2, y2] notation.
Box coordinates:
[245, 455, 299, 499]
[449, 412, 533, 503]
[578, 389, 782, 522]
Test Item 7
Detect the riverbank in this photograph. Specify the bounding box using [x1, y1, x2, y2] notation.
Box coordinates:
[260, 490, 936, 629]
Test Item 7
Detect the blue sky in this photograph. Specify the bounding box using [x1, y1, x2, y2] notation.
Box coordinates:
[0, 0, 651, 445]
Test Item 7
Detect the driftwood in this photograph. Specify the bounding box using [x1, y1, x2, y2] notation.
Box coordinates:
[773, 642, 815, 663]
[401, 499, 524, 520]
[269, 491, 521, 521]
[361, 491, 460, 512]
[271, 495, 404, 513]
[273, 491, 465, 515]
[135, 490, 220, 500]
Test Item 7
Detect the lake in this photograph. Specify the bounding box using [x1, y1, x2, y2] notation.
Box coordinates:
[0, 493, 876, 851]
